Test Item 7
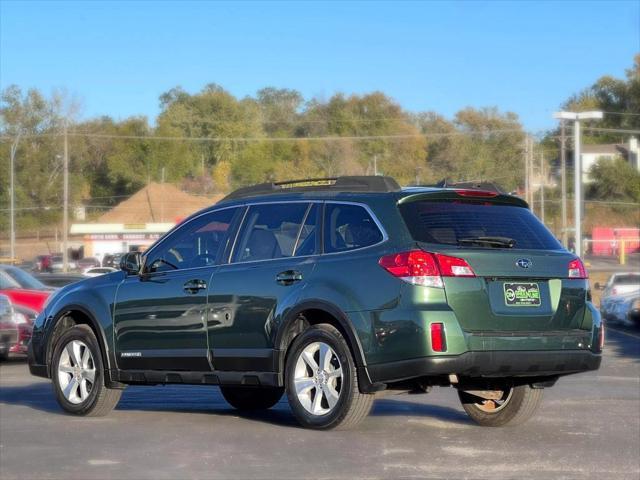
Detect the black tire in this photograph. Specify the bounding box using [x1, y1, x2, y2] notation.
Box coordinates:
[285, 324, 374, 430]
[0, 350, 9, 361]
[458, 385, 544, 427]
[220, 386, 284, 410]
[51, 324, 122, 416]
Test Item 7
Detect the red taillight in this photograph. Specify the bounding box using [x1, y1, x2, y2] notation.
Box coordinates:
[430, 323, 446, 352]
[379, 250, 475, 287]
[454, 189, 498, 198]
[378, 250, 443, 287]
[598, 323, 605, 350]
[568, 258, 588, 279]
[434, 253, 476, 277]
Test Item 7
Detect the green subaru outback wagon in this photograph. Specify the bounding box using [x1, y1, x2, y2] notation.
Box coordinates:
[28, 176, 602, 429]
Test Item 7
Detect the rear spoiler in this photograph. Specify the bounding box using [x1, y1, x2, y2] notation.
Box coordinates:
[397, 189, 529, 209]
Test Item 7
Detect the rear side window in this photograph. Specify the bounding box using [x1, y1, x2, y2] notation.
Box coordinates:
[323, 203, 384, 253]
[613, 274, 640, 285]
[399, 200, 562, 250]
[234, 203, 310, 262]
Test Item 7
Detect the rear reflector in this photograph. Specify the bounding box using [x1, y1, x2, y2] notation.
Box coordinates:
[568, 258, 588, 279]
[430, 323, 446, 352]
[379, 250, 476, 287]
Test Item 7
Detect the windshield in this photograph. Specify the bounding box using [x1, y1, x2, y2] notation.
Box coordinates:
[5, 267, 48, 290]
[0, 271, 21, 289]
[399, 200, 563, 250]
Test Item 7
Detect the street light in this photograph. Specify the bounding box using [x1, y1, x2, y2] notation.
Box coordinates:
[552, 111, 603, 257]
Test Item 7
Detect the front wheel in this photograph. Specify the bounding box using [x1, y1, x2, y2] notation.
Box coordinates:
[285, 324, 374, 430]
[458, 385, 543, 427]
[51, 324, 122, 416]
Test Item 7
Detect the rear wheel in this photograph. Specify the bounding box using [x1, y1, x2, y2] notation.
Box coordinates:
[51, 324, 122, 416]
[220, 386, 284, 410]
[458, 385, 543, 427]
[285, 324, 374, 430]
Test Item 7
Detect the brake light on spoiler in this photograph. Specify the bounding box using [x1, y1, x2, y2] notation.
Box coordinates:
[454, 189, 499, 198]
[378, 250, 475, 288]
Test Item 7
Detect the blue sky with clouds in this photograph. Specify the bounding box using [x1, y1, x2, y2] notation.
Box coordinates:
[1, 1, 638, 131]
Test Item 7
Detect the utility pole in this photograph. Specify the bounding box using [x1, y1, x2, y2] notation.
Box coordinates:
[529, 136, 535, 209]
[161, 167, 166, 223]
[62, 121, 69, 273]
[9, 134, 20, 263]
[524, 135, 530, 204]
[373, 155, 378, 176]
[540, 151, 545, 224]
[560, 121, 568, 247]
[553, 111, 603, 257]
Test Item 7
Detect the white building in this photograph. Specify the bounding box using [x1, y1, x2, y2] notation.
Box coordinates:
[70, 183, 221, 260]
[581, 137, 639, 183]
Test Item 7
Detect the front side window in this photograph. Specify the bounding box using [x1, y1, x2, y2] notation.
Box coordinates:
[323, 203, 384, 254]
[294, 204, 319, 257]
[233, 203, 310, 262]
[145, 208, 238, 273]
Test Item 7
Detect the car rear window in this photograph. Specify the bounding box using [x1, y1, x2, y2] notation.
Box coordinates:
[399, 200, 562, 250]
[613, 274, 640, 285]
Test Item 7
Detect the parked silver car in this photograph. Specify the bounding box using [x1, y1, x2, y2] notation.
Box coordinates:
[596, 272, 640, 326]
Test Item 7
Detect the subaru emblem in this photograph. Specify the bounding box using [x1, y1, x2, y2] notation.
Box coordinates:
[516, 258, 532, 269]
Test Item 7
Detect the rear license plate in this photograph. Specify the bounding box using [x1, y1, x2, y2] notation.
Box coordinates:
[503, 282, 541, 307]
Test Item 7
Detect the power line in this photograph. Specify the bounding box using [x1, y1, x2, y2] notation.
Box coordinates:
[600, 111, 640, 117]
[584, 127, 640, 135]
[0, 128, 526, 143]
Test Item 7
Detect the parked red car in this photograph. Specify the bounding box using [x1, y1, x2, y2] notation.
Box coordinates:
[0, 265, 53, 355]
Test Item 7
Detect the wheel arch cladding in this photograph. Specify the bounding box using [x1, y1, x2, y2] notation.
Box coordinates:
[276, 301, 368, 370]
[46, 305, 112, 375]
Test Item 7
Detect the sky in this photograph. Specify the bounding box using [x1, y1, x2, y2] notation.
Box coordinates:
[1, 0, 638, 132]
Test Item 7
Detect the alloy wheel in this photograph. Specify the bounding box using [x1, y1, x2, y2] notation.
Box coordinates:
[293, 341, 343, 415]
[57, 340, 96, 405]
[474, 388, 514, 413]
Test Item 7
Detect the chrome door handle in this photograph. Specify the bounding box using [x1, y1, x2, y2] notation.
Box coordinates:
[276, 270, 303, 286]
[183, 279, 207, 293]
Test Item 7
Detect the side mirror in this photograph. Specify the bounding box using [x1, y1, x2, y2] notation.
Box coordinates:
[120, 252, 141, 275]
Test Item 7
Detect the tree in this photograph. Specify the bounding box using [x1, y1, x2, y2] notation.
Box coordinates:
[417, 107, 525, 191]
[587, 157, 640, 203]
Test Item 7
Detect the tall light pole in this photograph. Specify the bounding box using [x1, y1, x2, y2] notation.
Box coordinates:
[559, 121, 568, 248]
[553, 111, 603, 257]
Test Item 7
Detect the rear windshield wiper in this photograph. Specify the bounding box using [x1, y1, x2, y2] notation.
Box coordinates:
[458, 236, 516, 248]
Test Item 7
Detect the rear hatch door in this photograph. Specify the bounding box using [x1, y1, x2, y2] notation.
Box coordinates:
[399, 191, 587, 333]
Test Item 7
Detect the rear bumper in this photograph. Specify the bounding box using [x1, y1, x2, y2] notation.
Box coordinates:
[0, 328, 19, 356]
[368, 349, 602, 383]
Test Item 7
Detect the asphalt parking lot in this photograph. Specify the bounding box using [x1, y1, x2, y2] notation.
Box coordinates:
[1, 327, 639, 480]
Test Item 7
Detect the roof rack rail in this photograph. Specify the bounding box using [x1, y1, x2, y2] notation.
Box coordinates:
[428, 179, 507, 194]
[220, 176, 401, 202]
